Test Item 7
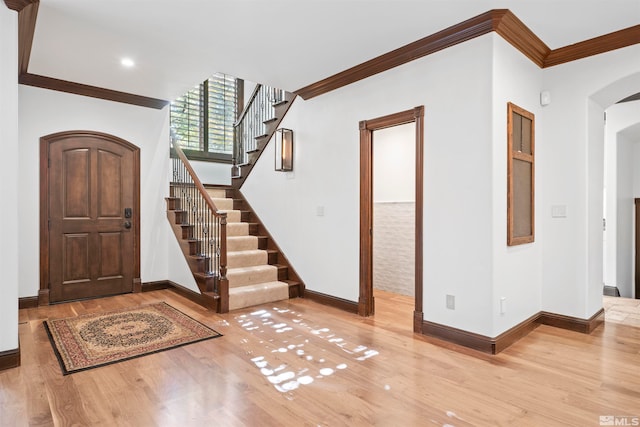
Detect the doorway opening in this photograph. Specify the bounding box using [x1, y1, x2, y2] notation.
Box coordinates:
[359, 106, 424, 332]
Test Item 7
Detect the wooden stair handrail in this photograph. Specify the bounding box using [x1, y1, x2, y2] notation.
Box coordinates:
[234, 83, 263, 127]
[171, 141, 229, 311]
[172, 142, 224, 217]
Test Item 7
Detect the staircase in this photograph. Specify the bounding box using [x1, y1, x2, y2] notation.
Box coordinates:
[166, 176, 304, 312]
[166, 81, 303, 312]
[204, 186, 303, 310]
[232, 85, 296, 188]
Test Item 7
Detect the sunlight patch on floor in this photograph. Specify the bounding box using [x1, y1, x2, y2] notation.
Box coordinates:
[236, 307, 379, 395]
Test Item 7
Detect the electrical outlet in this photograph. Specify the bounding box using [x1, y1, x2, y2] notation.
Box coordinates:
[500, 297, 507, 315]
[446, 294, 455, 310]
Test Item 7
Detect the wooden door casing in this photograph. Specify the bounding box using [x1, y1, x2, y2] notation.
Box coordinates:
[40, 131, 141, 304]
[359, 106, 424, 332]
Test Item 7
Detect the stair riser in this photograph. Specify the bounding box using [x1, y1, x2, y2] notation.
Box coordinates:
[165, 197, 180, 210]
[180, 225, 194, 240]
[277, 266, 288, 281]
[228, 282, 289, 311]
[227, 267, 278, 288]
[222, 210, 242, 222]
[187, 256, 211, 275]
[228, 237, 259, 251]
[228, 223, 249, 237]
[211, 198, 234, 210]
[205, 189, 229, 198]
[227, 251, 268, 269]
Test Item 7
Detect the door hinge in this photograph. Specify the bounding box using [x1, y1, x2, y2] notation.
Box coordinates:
[48, 219, 50, 229]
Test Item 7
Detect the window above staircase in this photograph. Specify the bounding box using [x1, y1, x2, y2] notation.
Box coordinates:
[170, 73, 238, 163]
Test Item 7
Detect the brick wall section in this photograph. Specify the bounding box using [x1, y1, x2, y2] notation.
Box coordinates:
[373, 202, 415, 296]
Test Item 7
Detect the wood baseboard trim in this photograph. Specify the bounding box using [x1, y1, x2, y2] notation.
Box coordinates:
[140, 280, 172, 292]
[538, 308, 605, 334]
[18, 296, 39, 309]
[603, 286, 621, 297]
[493, 313, 541, 354]
[422, 308, 605, 354]
[422, 321, 496, 354]
[303, 289, 359, 314]
[0, 346, 20, 372]
[142, 280, 216, 310]
[164, 281, 217, 311]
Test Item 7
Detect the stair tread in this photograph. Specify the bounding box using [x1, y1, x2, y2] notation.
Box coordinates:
[228, 249, 267, 255]
[227, 264, 277, 274]
[229, 280, 289, 292]
[228, 235, 258, 240]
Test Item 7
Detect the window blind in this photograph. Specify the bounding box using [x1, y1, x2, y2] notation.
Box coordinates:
[170, 73, 237, 159]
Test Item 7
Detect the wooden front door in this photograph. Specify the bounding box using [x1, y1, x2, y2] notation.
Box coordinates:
[41, 131, 140, 304]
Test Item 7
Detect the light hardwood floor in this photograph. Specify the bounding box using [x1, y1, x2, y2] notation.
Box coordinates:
[1, 290, 639, 426]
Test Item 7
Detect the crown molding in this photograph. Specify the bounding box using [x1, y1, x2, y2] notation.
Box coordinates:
[3, 0, 37, 12]
[20, 73, 169, 109]
[8, 3, 640, 106]
[295, 9, 639, 100]
[494, 9, 549, 67]
[295, 10, 503, 100]
[544, 24, 640, 67]
[11, 0, 169, 110]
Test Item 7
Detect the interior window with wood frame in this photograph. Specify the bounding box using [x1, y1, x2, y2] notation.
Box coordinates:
[507, 102, 535, 246]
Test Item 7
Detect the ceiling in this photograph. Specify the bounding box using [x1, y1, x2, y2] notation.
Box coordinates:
[26, 0, 640, 102]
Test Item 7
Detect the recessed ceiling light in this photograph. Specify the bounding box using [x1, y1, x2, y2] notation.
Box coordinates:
[120, 58, 135, 68]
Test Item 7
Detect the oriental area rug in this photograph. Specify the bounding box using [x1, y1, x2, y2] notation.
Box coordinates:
[44, 302, 222, 375]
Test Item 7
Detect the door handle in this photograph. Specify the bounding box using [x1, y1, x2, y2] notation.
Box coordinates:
[124, 221, 132, 229]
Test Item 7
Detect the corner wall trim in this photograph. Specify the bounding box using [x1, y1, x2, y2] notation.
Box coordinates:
[303, 289, 359, 314]
[0, 346, 20, 372]
[422, 309, 605, 354]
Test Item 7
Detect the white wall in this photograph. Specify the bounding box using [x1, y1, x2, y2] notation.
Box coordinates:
[18, 86, 199, 297]
[243, 34, 640, 337]
[0, 6, 19, 353]
[540, 44, 640, 318]
[491, 36, 543, 334]
[373, 123, 415, 202]
[243, 35, 496, 336]
[190, 160, 231, 186]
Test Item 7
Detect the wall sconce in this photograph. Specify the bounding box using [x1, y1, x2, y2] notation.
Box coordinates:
[275, 128, 293, 171]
